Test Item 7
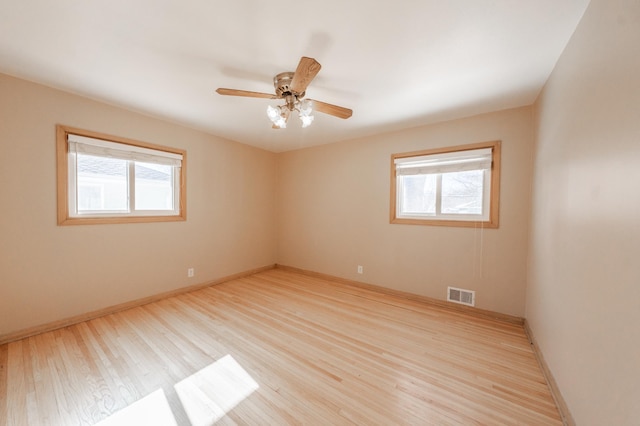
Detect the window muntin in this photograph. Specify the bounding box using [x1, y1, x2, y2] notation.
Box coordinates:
[57, 125, 186, 225]
[390, 141, 500, 228]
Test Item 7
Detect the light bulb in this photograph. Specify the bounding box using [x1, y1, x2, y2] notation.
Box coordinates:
[266, 105, 280, 121]
[299, 99, 313, 116]
[300, 114, 314, 128]
[275, 117, 287, 128]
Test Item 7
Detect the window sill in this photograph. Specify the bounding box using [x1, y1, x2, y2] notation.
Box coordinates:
[390, 217, 498, 228]
[58, 214, 186, 226]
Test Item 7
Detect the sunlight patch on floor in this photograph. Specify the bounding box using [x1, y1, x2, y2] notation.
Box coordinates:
[95, 389, 177, 426]
[174, 354, 260, 425]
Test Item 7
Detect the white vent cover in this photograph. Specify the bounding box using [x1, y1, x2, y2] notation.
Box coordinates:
[447, 286, 475, 307]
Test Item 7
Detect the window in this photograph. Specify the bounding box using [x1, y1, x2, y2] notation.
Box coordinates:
[390, 141, 500, 228]
[56, 125, 186, 225]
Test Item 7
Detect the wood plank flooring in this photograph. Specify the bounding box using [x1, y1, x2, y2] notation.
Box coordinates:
[0, 269, 562, 425]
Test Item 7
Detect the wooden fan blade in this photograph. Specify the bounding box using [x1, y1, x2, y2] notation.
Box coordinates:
[290, 57, 322, 94]
[216, 88, 276, 99]
[309, 99, 353, 119]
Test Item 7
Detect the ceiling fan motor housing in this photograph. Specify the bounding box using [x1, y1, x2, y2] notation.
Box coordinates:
[274, 72, 304, 99]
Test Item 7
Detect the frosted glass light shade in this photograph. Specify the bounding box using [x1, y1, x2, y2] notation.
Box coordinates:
[300, 115, 314, 128]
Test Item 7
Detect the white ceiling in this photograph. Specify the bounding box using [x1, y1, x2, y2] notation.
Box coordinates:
[0, 1, 590, 152]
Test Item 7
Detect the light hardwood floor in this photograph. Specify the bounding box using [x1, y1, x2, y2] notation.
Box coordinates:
[0, 269, 562, 425]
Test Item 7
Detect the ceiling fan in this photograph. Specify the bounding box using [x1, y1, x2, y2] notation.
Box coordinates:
[216, 56, 352, 129]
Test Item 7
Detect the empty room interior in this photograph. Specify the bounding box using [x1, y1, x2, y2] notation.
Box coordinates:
[0, 0, 638, 425]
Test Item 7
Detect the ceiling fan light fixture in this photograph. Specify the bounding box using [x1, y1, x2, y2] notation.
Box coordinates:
[298, 99, 313, 116]
[266, 104, 287, 128]
[266, 104, 280, 120]
[298, 99, 314, 128]
[299, 113, 314, 128]
[274, 118, 287, 128]
[219, 56, 351, 130]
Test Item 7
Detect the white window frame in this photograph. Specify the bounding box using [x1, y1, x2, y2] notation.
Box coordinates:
[56, 125, 187, 225]
[390, 141, 501, 228]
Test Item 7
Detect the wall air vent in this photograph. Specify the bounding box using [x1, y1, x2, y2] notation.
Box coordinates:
[447, 286, 475, 307]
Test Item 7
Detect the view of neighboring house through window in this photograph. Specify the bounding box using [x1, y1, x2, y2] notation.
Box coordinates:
[56, 125, 186, 225]
[75, 156, 174, 212]
[390, 141, 500, 228]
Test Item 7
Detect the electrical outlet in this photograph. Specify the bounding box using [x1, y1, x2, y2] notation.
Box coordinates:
[187, 268, 195, 278]
[357, 265, 363, 274]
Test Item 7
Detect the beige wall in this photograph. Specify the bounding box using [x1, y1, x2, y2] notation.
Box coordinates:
[527, 0, 640, 424]
[277, 106, 534, 317]
[0, 73, 277, 338]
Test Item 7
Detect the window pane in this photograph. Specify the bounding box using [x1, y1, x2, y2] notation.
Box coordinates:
[77, 154, 128, 212]
[135, 162, 174, 210]
[400, 174, 436, 214]
[441, 170, 484, 215]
